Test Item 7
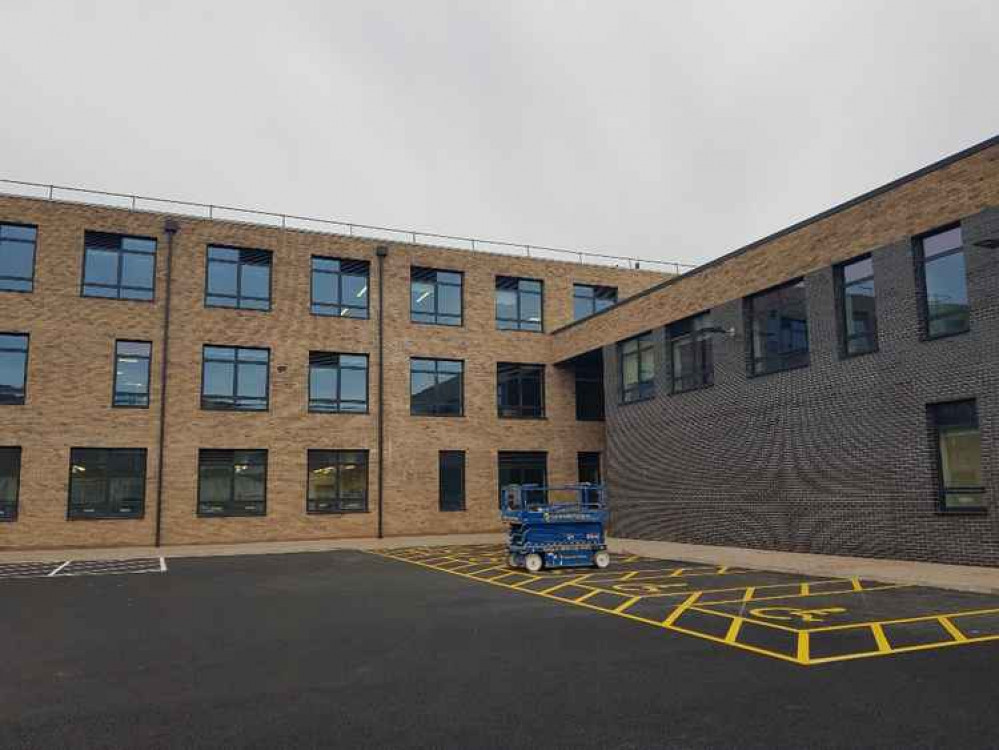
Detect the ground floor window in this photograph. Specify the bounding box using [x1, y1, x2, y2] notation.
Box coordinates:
[68, 448, 146, 519]
[307, 450, 369, 513]
[577, 452, 601, 484]
[198, 449, 267, 517]
[929, 400, 986, 512]
[439, 451, 465, 512]
[498, 451, 547, 502]
[0, 447, 21, 521]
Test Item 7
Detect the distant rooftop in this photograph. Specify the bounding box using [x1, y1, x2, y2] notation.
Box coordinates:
[0, 178, 695, 274]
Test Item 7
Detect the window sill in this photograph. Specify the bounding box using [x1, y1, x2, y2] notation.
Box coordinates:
[0, 287, 34, 295]
[308, 409, 370, 416]
[112, 404, 151, 410]
[670, 383, 714, 396]
[619, 394, 655, 406]
[748, 361, 811, 380]
[310, 311, 370, 321]
[197, 512, 268, 518]
[201, 405, 270, 413]
[204, 302, 272, 313]
[497, 414, 547, 420]
[439, 507, 467, 513]
[410, 319, 464, 328]
[923, 328, 971, 343]
[81, 294, 155, 304]
[307, 508, 370, 515]
[68, 513, 145, 521]
[410, 412, 466, 418]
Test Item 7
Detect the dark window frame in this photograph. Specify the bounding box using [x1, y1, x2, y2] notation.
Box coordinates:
[0, 446, 21, 522]
[0, 222, 37, 294]
[410, 357, 465, 417]
[573, 283, 618, 321]
[200, 345, 270, 412]
[112, 340, 152, 409]
[497, 451, 548, 504]
[667, 312, 714, 394]
[204, 244, 273, 311]
[835, 254, 879, 358]
[497, 362, 546, 419]
[67, 447, 147, 520]
[577, 451, 601, 485]
[928, 399, 987, 515]
[747, 278, 810, 377]
[81, 231, 157, 301]
[0, 332, 29, 406]
[306, 449, 370, 514]
[410, 267, 463, 326]
[197, 449, 268, 517]
[310, 256, 370, 319]
[439, 450, 466, 512]
[495, 276, 544, 332]
[619, 331, 655, 404]
[308, 352, 369, 414]
[915, 224, 970, 341]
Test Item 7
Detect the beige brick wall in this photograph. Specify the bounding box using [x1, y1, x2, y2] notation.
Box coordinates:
[0, 195, 664, 549]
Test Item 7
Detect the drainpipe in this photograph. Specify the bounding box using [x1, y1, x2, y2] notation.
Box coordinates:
[154, 218, 179, 547]
[375, 245, 388, 538]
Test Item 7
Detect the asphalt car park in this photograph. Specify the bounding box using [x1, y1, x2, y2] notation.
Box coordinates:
[3, 547, 999, 749]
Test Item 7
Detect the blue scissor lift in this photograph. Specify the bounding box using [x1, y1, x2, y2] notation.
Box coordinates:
[500, 483, 610, 572]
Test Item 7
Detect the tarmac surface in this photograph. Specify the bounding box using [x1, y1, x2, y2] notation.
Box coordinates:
[3, 547, 999, 749]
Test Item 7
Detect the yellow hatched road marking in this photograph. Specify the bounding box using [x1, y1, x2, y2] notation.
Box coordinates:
[621, 571, 639, 580]
[574, 589, 602, 603]
[724, 617, 743, 644]
[613, 596, 642, 613]
[797, 632, 810, 662]
[851, 578, 863, 591]
[939, 617, 968, 643]
[799, 583, 810, 596]
[807, 606, 999, 633]
[742, 587, 756, 602]
[870, 623, 891, 652]
[662, 593, 701, 626]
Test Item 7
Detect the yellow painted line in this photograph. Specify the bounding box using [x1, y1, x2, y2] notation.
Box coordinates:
[742, 587, 756, 602]
[668, 568, 686, 577]
[509, 575, 543, 588]
[797, 631, 810, 663]
[807, 606, 999, 633]
[486, 571, 521, 581]
[870, 623, 891, 653]
[724, 617, 743, 644]
[621, 571, 639, 581]
[666, 622, 803, 665]
[799, 583, 810, 596]
[687, 605, 801, 634]
[574, 589, 602, 603]
[716, 566, 730, 574]
[806, 633, 999, 665]
[851, 578, 863, 591]
[538, 576, 591, 595]
[694, 582, 906, 607]
[662, 593, 701, 626]
[613, 596, 642, 613]
[939, 617, 968, 643]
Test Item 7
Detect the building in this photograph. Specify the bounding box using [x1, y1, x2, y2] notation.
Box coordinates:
[1, 134, 997, 565]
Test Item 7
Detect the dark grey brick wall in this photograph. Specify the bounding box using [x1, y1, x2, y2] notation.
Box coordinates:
[604, 208, 999, 566]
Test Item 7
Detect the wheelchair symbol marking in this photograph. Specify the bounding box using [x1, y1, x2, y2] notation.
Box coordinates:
[749, 606, 847, 623]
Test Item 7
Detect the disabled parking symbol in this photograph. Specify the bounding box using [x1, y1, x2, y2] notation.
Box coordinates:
[749, 606, 846, 623]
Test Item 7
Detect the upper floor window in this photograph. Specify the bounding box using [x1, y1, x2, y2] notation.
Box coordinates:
[411, 358, 463, 416]
[573, 284, 617, 320]
[439, 451, 466, 512]
[667, 313, 713, 393]
[198, 449, 267, 517]
[205, 245, 271, 310]
[619, 332, 654, 403]
[201, 346, 269, 411]
[311, 257, 369, 318]
[68, 448, 146, 520]
[0, 447, 21, 521]
[113, 341, 152, 408]
[837, 256, 878, 356]
[0, 333, 28, 405]
[496, 276, 543, 331]
[748, 279, 809, 375]
[411, 267, 462, 326]
[918, 226, 969, 339]
[308, 450, 369, 514]
[0, 223, 37, 293]
[497, 363, 545, 418]
[929, 400, 985, 513]
[574, 352, 605, 421]
[82, 231, 156, 300]
[309, 352, 368, 413]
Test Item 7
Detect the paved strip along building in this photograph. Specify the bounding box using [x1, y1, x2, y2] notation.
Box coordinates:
[0, 135, 997, 565]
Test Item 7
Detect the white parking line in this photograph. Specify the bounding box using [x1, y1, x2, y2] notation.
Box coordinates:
[47, 561, 71, 577]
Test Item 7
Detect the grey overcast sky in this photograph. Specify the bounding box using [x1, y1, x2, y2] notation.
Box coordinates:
[1, 1, 996, 267]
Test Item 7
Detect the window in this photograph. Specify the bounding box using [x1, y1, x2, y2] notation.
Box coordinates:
[309, 352, 368, 413]
[205, 245, 272, 310]
[748, 279, 809, 375]
[0, 223, 36, 292]
[411, 267, 462, 326]
[667, 313, 714, 393]
[918, 226, 969, 339]
[82, 231, 156, 300]
[498, 451, 547, 502]
[574, 351, 605, 421]
[837, 256, 878, 356]
[68, 448, 146, 519]
[113, 341, 152, 408]
[573, 284, 617, 320]
[197, 449, 267, 516]
[411, 358, 463, 416]
[497, 363, 545, 418]
[0, 333, 28, 405]
[578, 452, 601, 484]
[311, 256, 369, 318]
[0, 447, 21, 521]
[307, 450, 369, 513]
[201, 346, 269, 411]
[496, 276, 543, 331]
[929, 400, 986, 512]
[619, 332, 655, 403]
[439, 451, 466, 512]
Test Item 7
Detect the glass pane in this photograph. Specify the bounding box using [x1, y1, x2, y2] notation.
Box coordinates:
[207, 260, 238, 296]
[339, 460, 367, 499]
[926, 252, 969, 335]
[116, 356, 150, 397]
[923, 227, 962, 258]
[340, 368, 366, 404]
[204, 346, 235, 360]
[520, 292, 542, 325]
[0, 240, 35, 279]
[237, 362, 268, 398]
[312, 272, 337, 305]
[672, 338, 693, 387]
[0, 351, 26, 398]
[594, 296, 615, 313]
[312, 257, 339, 272]
[240, 263, 270, 302]
[238, 348, 269, 362]
[438, 272, 461, 285]
[84, 248, 119, 286]
[438, 360, 463, 374]
[1, 225, 36, 241]
[495, 289, 517, 321]
[310, 367, 336, 401]
[208, 247, 240, 262]
[411, 281, 435, 314]
[943, 492, 986, 510]
[122, 237, 156, 253]
[122, 253, 154, 290]
[939, 428, 982, 488]
[343, 274, 368, 306]
[842, 257, 873, 283]
[203, 361, 234, 396]
[520, 280, 541, 293]
[438, 285, 461, 318]
[574, 297, 592, 320]
[117, 341, 151, 357]
[199, 458, 231, 505]
[340, 355, 367, 369]
[309, 462, 338, 501]
[622, 353, 639, 388]
[233, 458, 265, 502]
[844, 279, 877, 354]
[574, 285, 594, 299]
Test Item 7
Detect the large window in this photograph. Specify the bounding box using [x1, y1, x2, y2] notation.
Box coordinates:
[497, 363, 545, 418]
[667, 313, 713, 393]
[574, 351, 605, 421]
[205, 245, 272, 310]
[201, 346, 269, 411]
[307, 450, 369, 513]
[573, 284, 617, 320]
[411, 267, 462, 326]
[82, 231, 156, 300]
[619, 332, 655, 403]
[837, 256, 878, 356]
[439, 451, 466, 512]
[311, 257, 369, 318]
[309, 352, 368, 413]
[918, 226, 969, 339]
[198, 449, 267, 517]
[496, 276, 543, 331]
[0, 447, 21, 521]
[929, 400, 986, 513]
[68, 448, 146, 520]
[498, 451, 547, 501]
[411, 358, 463, 416]
[748, 279, 809, 375]
[0, 223, 36, 293]
[578, 452, 601, 485]
[0, 333, 28, 405]
[113, 340, 152, 408]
